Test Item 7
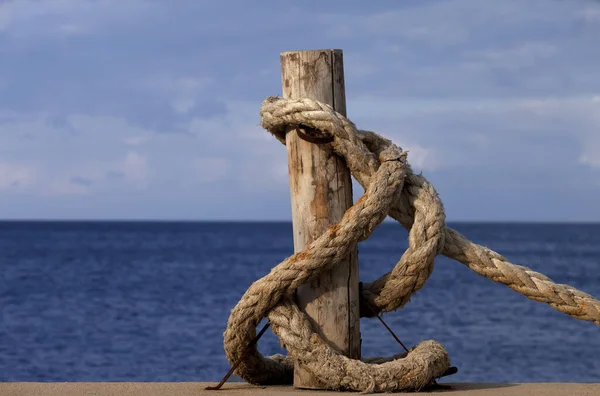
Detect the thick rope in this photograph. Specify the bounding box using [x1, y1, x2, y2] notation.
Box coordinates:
[223, 141, 450, 392]
[222, 96, 600, 393]
[260, 96, 600, 324]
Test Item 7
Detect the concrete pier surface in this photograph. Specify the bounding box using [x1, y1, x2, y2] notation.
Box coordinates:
[1, 382, 599, 396]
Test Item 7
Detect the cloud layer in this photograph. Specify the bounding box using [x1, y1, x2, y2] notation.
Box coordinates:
[1, 0, 599, 221]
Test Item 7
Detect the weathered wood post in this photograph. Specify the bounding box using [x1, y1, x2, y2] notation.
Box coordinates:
[280, 49, 361, 389]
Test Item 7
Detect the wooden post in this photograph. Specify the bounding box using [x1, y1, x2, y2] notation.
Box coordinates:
[280, 49, 361, 389]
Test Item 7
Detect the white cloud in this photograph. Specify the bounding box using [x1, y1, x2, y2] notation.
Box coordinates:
[45, 179, 90, 196]
[580, 152, 600, 168]
[68, 114, 152, 137]
[348, 92, 600, 174]
[57, 23, 86, 36]
[350, 96, 518, 118]
[318, 0, 560, 44]
[176, 76, 212, 92]
[170, 77, 214, 114]
[121, 151, 149, 189]
[130, 75, 212, 95]
[579, 133, 600, 168]
[0, 113, 156, 193]
[475, 42, 557, 69]
[515, 96, 600, 169]
[35, 151, 151, 196]
[0, 161, 36, 190]
[238, 156, 288, 192]
[403, 143, 443, 172]
[0, 4, 10, 32]
[172, 98, 196, 114]
[0, 0, 156, 37]
[360, 11, 469, 45]
[1, 0, 599, 220]
[0, 106, 270, 196]
[123, 136, 149, 146]
[578, 5, 600, 23]
[187, 157, 230, 184]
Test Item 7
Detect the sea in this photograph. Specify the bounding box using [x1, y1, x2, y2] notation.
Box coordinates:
[1, 221, 599, 383]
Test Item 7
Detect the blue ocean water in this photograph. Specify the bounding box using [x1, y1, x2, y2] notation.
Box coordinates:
[0, 221, 599, 383]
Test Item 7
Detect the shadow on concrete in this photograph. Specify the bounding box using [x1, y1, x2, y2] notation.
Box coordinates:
[428, 382, 519, 392]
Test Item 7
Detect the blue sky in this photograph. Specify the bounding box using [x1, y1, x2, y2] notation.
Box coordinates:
[1, 0, 599, 221]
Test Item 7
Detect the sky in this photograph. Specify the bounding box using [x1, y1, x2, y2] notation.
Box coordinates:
[0, 0, 599, 222]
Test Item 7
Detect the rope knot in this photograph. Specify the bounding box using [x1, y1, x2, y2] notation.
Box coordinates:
[220, 96, 600, 394]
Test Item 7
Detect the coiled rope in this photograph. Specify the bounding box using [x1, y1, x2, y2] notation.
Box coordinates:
[221, 96, 600, 393]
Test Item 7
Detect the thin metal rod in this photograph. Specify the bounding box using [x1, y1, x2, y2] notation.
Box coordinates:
[376, 313, 458, 379]
[205, 321, 271, 391]
[375, 312, 458, 379]
[370, 302, 458, 378]
[358, 282, 410, 353]
[375, 314, 409, 353]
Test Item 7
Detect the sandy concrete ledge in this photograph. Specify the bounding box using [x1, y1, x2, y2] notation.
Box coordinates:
[1, 382, 600, 396]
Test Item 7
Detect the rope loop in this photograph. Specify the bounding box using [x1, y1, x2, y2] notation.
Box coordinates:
[221, 96, 600, 393]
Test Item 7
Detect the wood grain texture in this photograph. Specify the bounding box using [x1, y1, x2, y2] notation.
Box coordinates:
[280, 49, 360, 390]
